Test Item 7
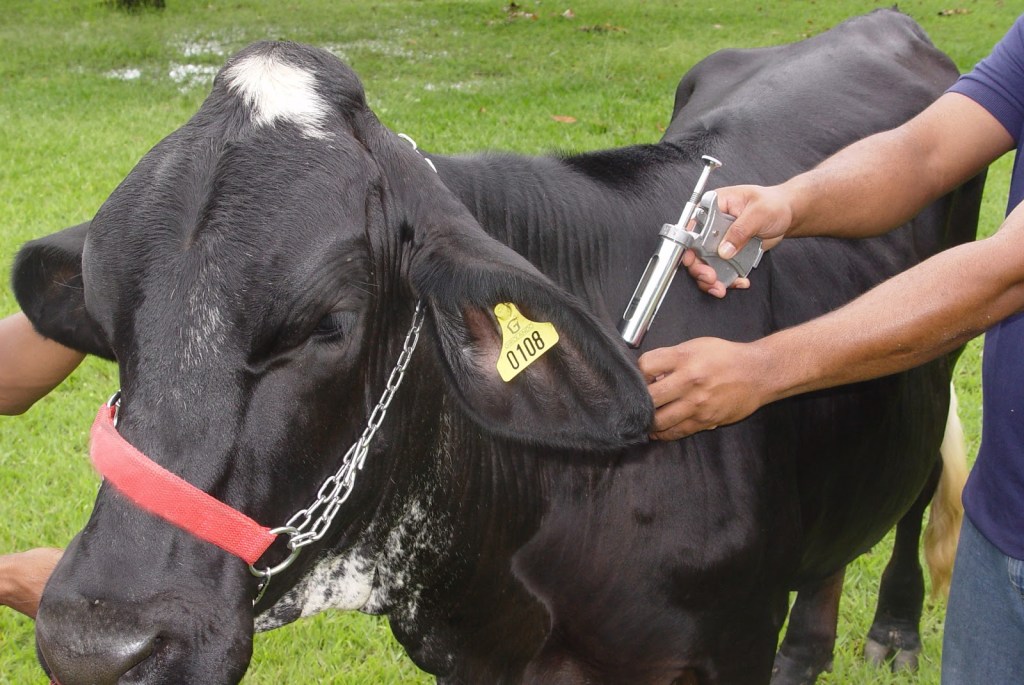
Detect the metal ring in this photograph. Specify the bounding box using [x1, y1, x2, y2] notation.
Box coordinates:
[248, 526, 302, 579]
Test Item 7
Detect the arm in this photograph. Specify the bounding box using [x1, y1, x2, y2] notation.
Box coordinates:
[0, 312, 84, 415]
[688, 93, 1013, 296]
[642, 201, 1024, 439]
[642, 92, 1017, 439]
[0, 548, 63, 618]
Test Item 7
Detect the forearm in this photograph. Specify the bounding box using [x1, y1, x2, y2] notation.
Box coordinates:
[756, 222, 1024, 402]
[643, 226, 1023, 439]
[783, 132, 942, 239]
[784, 93, 1011, 240]
[0, 556, 18, 598]
[0, 313, 84, 415]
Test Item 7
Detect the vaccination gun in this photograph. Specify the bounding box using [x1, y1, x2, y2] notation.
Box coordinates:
[618, 156, 764, 348]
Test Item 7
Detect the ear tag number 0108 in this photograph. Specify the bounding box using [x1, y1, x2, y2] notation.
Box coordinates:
[494, 303, 560, 382]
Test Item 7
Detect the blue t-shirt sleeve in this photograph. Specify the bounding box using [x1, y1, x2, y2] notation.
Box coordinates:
[948, 14, 1024, 145]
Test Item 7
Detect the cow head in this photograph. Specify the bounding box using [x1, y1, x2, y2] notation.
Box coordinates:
[15, 42, 651, 683]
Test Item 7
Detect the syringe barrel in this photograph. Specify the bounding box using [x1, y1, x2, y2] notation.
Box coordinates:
[617, 234, 688, 348]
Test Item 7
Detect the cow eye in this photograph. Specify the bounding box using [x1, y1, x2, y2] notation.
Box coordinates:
[312, 310, 357, 340]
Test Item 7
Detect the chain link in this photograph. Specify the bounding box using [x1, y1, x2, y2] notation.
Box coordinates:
[251, 301, 425, 600]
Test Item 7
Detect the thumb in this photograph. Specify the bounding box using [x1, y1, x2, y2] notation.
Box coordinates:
[637, 347, 676, 382]
[713, 186, 760, 259]
[718, 216, 757, 260]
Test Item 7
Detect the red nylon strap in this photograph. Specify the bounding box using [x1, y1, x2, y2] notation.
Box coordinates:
[89, 403, 278, 565]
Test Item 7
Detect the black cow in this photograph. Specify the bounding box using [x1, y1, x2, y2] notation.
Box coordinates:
[16, 10, 982, 685]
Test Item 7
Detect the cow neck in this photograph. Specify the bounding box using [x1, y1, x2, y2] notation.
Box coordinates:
[429, 144, 695, 288]
[88, 302, 426, 604]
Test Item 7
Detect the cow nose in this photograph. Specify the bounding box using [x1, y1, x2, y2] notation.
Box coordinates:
[37, 614, 157, 685]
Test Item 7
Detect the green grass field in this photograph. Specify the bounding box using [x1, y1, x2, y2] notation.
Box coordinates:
[0, 1, 1018, 682]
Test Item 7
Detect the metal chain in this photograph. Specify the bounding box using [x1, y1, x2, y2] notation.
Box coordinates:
[251, 133, 437, 603]
[250, 301, 425, 600]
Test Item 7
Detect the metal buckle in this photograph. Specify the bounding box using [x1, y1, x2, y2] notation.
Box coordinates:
[106, 390, 123, 428]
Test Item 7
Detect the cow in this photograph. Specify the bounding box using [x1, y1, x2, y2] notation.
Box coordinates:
[14, 9, 982, 685]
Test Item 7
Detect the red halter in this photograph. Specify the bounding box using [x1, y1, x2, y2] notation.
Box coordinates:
[89, 402, 278, 565]
[83, 301, 424, 605]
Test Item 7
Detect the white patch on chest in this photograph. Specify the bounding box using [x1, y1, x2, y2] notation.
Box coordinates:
[254, 494, 452, 632]
[363, 498, 450, 621]
[224, 53, 329, 139]
[299, 552, 377, 615]
[254, 549, 376, 632]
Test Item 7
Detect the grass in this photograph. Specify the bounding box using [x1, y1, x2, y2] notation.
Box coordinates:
[0, 0, 1017, 682]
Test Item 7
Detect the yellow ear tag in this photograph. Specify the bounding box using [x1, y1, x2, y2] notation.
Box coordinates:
[494, 302, 560, 382]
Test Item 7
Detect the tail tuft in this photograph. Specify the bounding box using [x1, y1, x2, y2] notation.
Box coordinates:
[923, 384, 967, 598]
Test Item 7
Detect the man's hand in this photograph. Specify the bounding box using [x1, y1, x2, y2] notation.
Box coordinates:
[686, 184, 794, 297]
[639, 337, 771, 440]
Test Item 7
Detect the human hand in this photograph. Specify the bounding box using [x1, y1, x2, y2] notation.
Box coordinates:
[638, 337, 771, 440]
[685, 184, 794, 297]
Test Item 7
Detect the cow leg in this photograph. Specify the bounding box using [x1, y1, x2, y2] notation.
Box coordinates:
[770, 570, 844, 685]
[719, 597, 793, 685]
[863, 460, 942, 672]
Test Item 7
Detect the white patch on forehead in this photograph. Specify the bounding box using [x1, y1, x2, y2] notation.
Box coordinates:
[224, 53, 329, 139]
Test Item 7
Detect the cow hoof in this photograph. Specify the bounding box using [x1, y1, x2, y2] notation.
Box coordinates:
[770, 651, 832, 685]
[863, 638, 920, 673]
[892, 649, 919, 672]
[864, 638, 890, 666]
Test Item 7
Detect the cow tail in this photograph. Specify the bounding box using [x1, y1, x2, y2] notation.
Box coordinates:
[923, 384, 967, 599]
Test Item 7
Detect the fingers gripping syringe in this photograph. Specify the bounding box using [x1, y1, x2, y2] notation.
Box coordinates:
[618, 156, 763, 348]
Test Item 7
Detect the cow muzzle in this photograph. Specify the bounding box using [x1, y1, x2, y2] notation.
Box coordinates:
[38, 615, 156, 685]
[36, 579, 253, 685]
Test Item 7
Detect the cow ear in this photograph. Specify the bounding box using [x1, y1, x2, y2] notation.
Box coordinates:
[13, 222, 114, 360]
[359, 122, 651, 449]
[410, 225, 653, 452]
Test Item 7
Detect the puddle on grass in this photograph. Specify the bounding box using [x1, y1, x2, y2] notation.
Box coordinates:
[102, 33, 231, 92]
[168, 63, 220, 92]
[180, 38, 229, 58]
[168, 33, 233, 92]
[324, 38, 416, 61]
[102, 25, 474, 95]
[422, 81, 481, 93]
[105, 67, 142, 81]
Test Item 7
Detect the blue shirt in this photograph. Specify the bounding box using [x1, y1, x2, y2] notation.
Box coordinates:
[948, 14, 1024, 559]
